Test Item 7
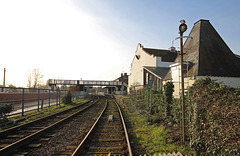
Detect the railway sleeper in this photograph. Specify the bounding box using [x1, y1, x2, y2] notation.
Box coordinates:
[90, 142, 124, 148]
[92, 138, 123, 142]
[0, 138, 15, 143]
[6, 135, 25, 139]
[96, 129, 123, 133]
[11, 151, 28, 156]
[23, 127, 45, 133]
[98, 125, 122, 129]
[89, 146, 123, 150]
[95, 132, 124, 136]
[0, 144, 9, 149]
[27, 126, 46, 130]
[95, 134, 123, 139]
[27, 143, 42, 148]
[85, 151, 124, 156]
[21, 129, 39, 133]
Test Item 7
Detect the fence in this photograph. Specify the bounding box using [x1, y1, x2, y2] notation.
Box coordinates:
[0, 86, 67, 117]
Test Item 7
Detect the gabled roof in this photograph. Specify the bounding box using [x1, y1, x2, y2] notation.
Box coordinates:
[164, 19, 240, 80]
[143, 48, 177, 62]
[144, 66, 170, 79]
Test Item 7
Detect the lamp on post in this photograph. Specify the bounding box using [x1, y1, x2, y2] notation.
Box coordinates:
[179, 19, 187, 144]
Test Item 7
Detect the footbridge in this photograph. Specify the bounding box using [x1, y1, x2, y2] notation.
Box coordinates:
[48, 79, 127, 95]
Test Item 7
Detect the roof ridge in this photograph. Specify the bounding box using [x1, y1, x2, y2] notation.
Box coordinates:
[143, 47, 171, 51]
[197, 18, 203, 76]
[194, 19, 209, 25]
[144, 66, 170, 69]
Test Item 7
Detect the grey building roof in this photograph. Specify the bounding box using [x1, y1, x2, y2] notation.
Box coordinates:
[164, 19, 240, 80]
[144, 66, 170, 79]
[143, 48, 177, 62]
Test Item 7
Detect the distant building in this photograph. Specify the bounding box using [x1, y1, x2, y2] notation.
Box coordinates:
[113, 73, 128, 95]
[114, 73, 128, 85]
[164, 19, 240, 97]
[128, 43, 177, 92]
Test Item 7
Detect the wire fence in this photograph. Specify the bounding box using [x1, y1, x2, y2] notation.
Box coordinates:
[0, 86, 67, 117]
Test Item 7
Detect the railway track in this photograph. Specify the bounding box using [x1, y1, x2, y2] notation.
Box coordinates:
[0, 96, 99, 156]
[72, 98, 132, 156]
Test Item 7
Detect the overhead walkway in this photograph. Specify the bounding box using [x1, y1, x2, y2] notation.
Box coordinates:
[48, 79, 127, 87]
[48, 79, 128, 95]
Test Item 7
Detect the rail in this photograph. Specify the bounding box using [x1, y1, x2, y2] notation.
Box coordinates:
[114, 100, 133, 156]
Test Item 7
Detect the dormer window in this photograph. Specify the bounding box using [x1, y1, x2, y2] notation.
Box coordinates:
[136, 55, 140, 60]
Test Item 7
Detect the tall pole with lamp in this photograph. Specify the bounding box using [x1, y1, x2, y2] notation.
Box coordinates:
[179, 19, 187, 144]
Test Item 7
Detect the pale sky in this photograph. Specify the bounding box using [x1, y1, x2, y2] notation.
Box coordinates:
[0, 0, 240, 87]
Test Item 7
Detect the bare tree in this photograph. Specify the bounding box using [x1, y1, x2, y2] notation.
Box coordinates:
[27, 72, 32, 88]
[27, 68, 44, 88]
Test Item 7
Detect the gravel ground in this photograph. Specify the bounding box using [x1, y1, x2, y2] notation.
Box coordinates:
[25, 100, 106, 155]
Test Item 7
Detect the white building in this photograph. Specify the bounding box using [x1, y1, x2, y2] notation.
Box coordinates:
[128, 43, 177, 92]
[164, 19, 240, 97]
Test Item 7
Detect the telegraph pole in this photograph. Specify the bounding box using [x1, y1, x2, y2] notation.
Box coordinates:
[179, 20, 187, 144]
[3, 68, 6, 87]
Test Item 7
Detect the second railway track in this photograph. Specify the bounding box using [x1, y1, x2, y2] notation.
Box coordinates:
[0, 96, 99, 155]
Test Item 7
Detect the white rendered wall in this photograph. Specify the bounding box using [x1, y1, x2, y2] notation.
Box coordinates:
[129, 44, 176, 91]
[129, 44, 156, 88]
[156, 57, 174, 67]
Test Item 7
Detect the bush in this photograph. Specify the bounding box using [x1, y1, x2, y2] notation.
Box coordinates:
[189, 77, 240, 155]
[164, 82, 174, 106]
[62, 91, 72, 104]
[0, 104, 13, 117]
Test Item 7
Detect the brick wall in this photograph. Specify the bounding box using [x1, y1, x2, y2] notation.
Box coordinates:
[0, 93, 58, 104]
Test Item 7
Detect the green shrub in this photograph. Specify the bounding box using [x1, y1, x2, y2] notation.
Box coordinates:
[164, 82, 174, 105]
[189, 77, 240, 155]
[0, 104, 13, 117]
[62, 91, 72, 104]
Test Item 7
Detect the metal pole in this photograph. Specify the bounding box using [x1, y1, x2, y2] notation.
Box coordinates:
[59, 90, 61, 105]
[180, 31, 185, 144]
[38, 89, 40, 111]
[2, 68, 6, 92]
[150, 87, 152, 114]
[22, 88, 24, 116]
[41, 100, 44, 110]
[147, 87, 149, 107]
[49, 90, 51, 108]
[3, 68, 6, 87]
[56, 90, 58, 106]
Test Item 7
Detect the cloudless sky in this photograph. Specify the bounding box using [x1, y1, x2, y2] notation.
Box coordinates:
[0, 0, 240, 87]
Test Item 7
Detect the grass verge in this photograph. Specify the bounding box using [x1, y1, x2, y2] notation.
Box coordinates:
[115, 95, 191, 155]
